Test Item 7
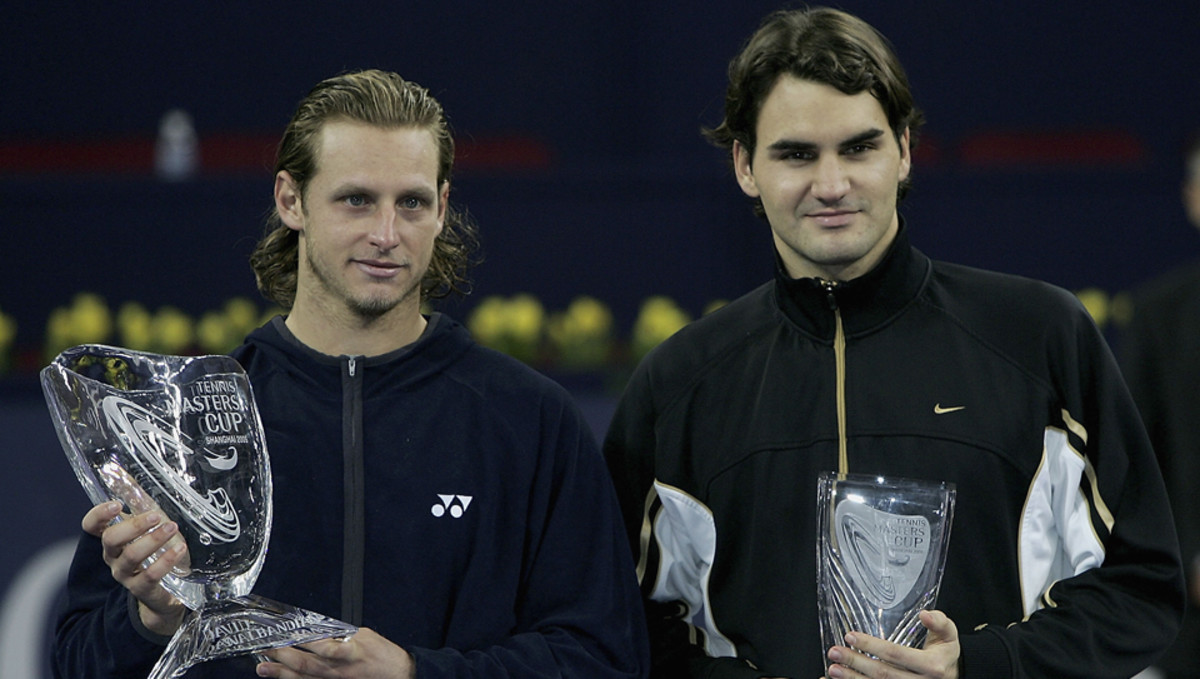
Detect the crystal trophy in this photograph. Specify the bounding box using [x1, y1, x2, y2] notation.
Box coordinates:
[816, 472, 955, 672]
[42, 344, 357, 679]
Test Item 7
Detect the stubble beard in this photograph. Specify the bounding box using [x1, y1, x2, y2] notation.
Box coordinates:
[305, 244, 422, 321]
[785, 200, 892, 278]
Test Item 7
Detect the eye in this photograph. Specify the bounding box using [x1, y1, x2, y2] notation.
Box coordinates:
[401, 196, 426, 210]
[343, 194, 368, 207]
[778, 150, 816, 163]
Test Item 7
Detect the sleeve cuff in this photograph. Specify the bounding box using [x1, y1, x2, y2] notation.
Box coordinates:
[125, 592, 176, 646]
[957, 626, 1014, 679]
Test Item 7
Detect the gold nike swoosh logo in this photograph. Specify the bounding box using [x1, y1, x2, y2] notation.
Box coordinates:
[933, 404, 966, 414]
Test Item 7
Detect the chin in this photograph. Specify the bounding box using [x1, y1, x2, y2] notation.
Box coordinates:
[350, 288, 419, 318]
[347, 298, 399, 317]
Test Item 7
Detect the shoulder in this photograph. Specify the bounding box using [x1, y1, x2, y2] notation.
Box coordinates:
[467, 343, 572, 398]
[229, 317, 283, 374]
[927, 260, 1088, 330]
[625, 282, 777, 405]
[931, 260, 1080, 307]
[438, 325, 582, 420]
[923, 260, 1110, 381]
[648, 282, 772, 364]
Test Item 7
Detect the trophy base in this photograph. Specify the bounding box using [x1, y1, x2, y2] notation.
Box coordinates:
[147, 594, 358, 679]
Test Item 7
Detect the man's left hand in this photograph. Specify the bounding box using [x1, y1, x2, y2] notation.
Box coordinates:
[256, 627, 415, 679]
[823, 609, 959, 679]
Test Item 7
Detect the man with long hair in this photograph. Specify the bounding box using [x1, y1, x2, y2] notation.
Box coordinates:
[54, 69, 649, 679]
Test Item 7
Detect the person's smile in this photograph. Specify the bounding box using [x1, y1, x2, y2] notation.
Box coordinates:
[353, 257, 405, 279]
[807, 208, 860, 228]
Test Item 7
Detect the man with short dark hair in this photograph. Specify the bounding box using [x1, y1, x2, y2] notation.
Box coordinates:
[604, 8, 1183, 678]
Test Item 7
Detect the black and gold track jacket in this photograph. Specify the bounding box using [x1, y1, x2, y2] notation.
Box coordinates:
[604, 223, 1184, 679]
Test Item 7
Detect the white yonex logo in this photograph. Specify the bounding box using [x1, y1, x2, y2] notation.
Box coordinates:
[431, 494, 473, 518]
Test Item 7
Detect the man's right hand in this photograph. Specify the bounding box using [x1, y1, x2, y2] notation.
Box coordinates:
[82, 501, 189, 636]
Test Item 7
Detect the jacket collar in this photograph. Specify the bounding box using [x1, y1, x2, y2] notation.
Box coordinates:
[773, 218, 930, 340]
[247, 312, 474, 394]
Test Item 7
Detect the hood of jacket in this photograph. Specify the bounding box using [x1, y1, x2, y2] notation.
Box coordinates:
[232, 312, 475, 398]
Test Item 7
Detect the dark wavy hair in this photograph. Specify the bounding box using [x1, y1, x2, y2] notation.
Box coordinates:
[704, 7, 925, 212]
[250, 69, 479, 309]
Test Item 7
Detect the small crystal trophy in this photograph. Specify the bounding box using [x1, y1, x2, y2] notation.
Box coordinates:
[42, 344, 357, 679]
[816, 472, 955, 672]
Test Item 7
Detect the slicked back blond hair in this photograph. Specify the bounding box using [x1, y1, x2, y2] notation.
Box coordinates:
[250, 69, 478, 308]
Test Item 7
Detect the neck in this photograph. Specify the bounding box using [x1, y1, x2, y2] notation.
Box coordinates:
[285, 294, 427, 357]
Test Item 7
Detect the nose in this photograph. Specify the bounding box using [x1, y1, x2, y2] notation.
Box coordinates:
[812, 156, 850, 203]
[369, 206, 402, 251]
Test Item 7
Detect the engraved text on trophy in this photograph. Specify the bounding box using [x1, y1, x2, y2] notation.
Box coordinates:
[835, 501, 932, 609]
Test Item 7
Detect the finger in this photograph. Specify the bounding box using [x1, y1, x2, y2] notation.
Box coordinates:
[920, 609, 958, 645]
[82, 501, 124, 536]
[99, 510, 164, 559]
[254, 656, 297, 679]
[108, 517, 185, 578]
[301, 634, 357, 661]
[255, 647, 293, 678]
[126, 546, 187, 627]
[841, 631, 895, 663]
[839, 632, 921, 675]
[254, 658, 321, 679]
[102, 512, 169, 563]
[827, 644, 877, 678]
[108, 510, 186, 562]
[131, 532, 187, 584]
[261, 644, 337, 677]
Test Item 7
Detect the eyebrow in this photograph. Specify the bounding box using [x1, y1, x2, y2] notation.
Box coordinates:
[765, 128, 887, 154]
[328, 180, 373, 196]
[329, 182, 438, 202]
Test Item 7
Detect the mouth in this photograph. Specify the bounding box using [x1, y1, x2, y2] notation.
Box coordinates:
[807, 209, 858, 228]
[353, 259, 405, 278]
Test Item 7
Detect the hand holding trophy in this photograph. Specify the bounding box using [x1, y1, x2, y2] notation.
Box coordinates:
[816, 472, 956, 675]
[42, 344, 357, 679]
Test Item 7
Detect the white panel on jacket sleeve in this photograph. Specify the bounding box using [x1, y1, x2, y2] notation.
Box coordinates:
[1019, 427, 1106, 615]
[650, 481, 737, 658]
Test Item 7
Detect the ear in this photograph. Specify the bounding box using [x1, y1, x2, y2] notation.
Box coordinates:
[1183, 173, 1200, 225]
[897, 127, 912, 183]
[436, 180, 450, 235]
[733, 141, 760, 198]
[274, 171, 304, 231]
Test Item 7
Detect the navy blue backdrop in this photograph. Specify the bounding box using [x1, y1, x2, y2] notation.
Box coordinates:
[2, 3, 1199, 676]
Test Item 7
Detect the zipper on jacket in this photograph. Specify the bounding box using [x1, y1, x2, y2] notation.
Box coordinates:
[341, 355, 365, 625]
[818, 279, 849, 475]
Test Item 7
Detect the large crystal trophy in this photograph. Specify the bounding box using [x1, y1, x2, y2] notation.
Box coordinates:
[816, 472, 955, 673]
[41, 344, 357, 679]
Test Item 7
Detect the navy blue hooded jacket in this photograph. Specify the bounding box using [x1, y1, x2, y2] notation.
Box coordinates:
[53, 314, 649, 678]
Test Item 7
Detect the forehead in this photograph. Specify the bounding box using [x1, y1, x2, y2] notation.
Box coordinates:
[312, 120, 440, 183]
[756, 75, 891, 143]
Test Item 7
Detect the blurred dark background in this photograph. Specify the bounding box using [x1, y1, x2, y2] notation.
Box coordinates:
[2, 3, 1199, 675]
